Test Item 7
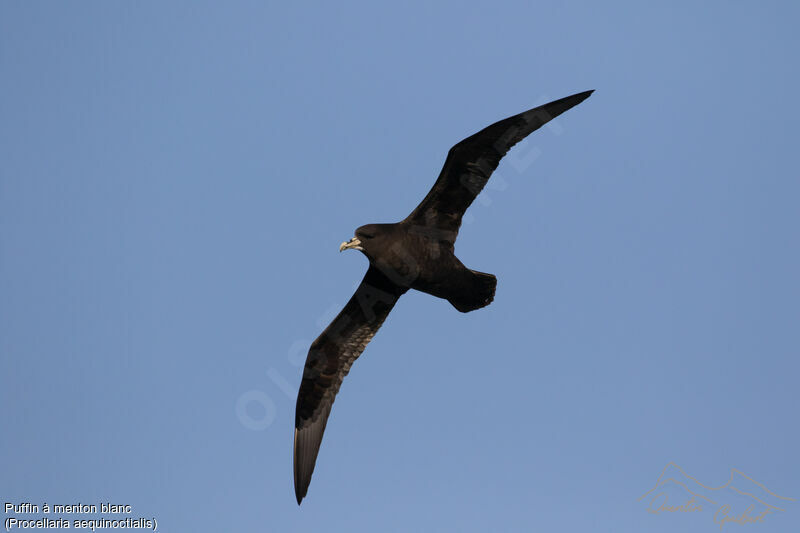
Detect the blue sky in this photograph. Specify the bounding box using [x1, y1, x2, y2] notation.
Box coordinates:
[1, 2, 798, 532]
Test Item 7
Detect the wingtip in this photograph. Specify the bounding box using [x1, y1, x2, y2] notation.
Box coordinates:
[543, 90, 594, 111]
[293, 427, 304, 506]
[294, 472, 307, 505]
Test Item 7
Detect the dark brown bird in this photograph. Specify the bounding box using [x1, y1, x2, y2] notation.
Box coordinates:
[294, 90, 593, 504]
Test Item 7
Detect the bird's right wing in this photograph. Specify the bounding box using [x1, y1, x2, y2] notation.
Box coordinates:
[404, 90, 593, 240]
[294, 265, 407, 504]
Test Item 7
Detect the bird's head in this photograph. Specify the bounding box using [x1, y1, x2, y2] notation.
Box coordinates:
[339, 224, 389, 258]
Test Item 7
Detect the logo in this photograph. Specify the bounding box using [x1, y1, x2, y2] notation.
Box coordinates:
[639, 462, 795, 529]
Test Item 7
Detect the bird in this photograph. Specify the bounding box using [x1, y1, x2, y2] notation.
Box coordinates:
[293, 90, 593, 504]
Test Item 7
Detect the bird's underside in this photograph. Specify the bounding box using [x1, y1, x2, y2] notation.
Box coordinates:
[293, 90, 593, 504]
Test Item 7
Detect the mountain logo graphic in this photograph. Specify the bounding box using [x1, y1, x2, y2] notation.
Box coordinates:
[639, 462, 795, 529]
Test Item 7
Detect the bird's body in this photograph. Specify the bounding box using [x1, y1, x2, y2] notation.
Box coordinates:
[294, 90, 594, 504]
[346, 222, 496, 311]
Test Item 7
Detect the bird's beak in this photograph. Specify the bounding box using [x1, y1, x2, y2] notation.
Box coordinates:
[339, 237, 363, 252]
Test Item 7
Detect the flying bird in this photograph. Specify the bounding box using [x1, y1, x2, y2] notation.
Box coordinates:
[294, 90, 593, 504]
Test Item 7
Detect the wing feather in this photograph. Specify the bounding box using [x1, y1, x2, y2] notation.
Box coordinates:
[404, 90, 593, 238]
[293, 265, 406, 504]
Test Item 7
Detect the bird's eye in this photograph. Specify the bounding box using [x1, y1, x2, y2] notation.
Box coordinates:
[359, 232, 374, 239]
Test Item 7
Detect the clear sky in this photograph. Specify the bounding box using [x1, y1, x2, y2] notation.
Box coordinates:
[1, 2, 798, 532]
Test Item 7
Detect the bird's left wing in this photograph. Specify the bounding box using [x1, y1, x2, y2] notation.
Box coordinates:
[404, 90, 593, 240]
[294, 265, 407, 504]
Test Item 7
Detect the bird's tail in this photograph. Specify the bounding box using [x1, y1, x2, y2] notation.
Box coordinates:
[448, 271, 497, 312]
